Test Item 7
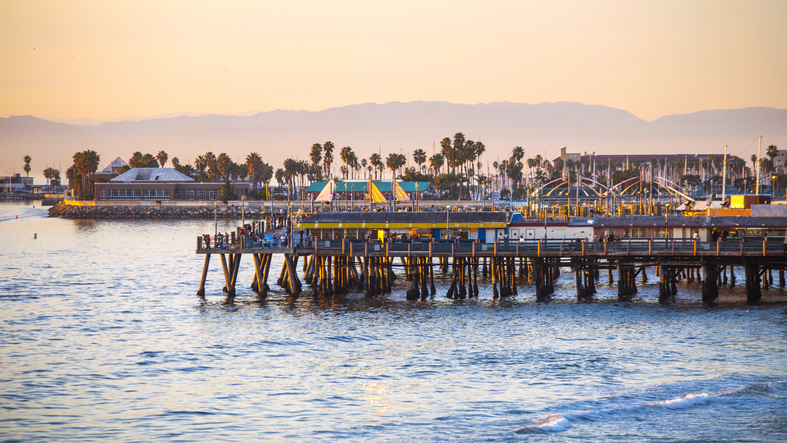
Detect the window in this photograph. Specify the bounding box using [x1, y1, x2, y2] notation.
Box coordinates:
[209, 189, 218, 200]
[141, 189, 171, 200]
[197, 190, 206, 200]
[175, 189, 182, 200]
[186, 190, 194, 200]
[107, 189, 138, 200]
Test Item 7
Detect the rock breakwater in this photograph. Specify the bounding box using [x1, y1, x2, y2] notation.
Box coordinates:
[47, 203, 282, 220]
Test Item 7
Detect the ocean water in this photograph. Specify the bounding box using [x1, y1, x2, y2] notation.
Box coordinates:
[1, 201, 786, 442]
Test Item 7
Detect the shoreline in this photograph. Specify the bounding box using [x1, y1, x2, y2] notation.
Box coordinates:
[47, 202, 284, 219]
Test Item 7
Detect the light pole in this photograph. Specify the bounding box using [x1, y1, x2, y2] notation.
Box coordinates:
[344, 183, 348, 211]
[241, 194, 246, 228]
[288, 203, 293, 245]
[415, 183, 419, 211]
[351, 184, 355, 211]
[665, 212, 669, 247]
[446, 204, 450, 239]
[268, 180, 273, 229]
[772, 174, 777, 198]
[213, 202, 218, 246]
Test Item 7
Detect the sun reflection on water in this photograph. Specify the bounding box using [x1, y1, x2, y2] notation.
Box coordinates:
[362, 369, 391, 425]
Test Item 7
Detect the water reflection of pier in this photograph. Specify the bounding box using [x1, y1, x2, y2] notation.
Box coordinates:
[196, 235, 786, 305]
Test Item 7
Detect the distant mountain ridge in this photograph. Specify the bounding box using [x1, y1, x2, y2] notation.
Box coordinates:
[1, 101, 785, 175]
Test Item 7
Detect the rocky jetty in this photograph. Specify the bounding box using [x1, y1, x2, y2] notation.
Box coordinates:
[47, 202, 284, 220]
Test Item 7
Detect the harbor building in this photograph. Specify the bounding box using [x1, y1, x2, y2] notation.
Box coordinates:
[0, 173, 34, 194]
[95, 167, 250, 201]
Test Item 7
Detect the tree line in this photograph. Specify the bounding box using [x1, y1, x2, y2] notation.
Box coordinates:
[59, 139, 785, 201]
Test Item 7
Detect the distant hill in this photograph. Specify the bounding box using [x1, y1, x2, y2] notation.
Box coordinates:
[2, 102, 785, 177]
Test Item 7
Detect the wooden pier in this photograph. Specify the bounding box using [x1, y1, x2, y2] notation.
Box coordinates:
[196, 235, 787, 304]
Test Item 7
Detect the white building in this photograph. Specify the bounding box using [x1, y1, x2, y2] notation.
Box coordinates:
[0, 173, 33, 194]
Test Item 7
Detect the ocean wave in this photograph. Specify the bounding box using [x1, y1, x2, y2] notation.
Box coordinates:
[516, 414, 571, 433]
[722, 379, 787, 398]
[650, 393, 709, 409]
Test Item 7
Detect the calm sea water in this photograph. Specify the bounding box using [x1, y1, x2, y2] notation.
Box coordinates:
[1, 201, 786, 442]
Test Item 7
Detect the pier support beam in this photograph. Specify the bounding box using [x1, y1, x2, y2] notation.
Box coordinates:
[745, 261, 761, 304]
[197, 254, 211, 297]
[701, 260, 718, 303]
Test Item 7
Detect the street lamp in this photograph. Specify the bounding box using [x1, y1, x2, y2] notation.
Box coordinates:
[665, 212, 669, 247]
[351, 184, 355, 211]
[288, 203, 293, 245]
[344, 183, 348, 211]
[268, 180, 273, 229]
[213, 202, 218, 246]
[241, 194, 246, 228]
[772, 173, 777, 198]
[415, 183, 419, 211]
[446, 204, 450, 239]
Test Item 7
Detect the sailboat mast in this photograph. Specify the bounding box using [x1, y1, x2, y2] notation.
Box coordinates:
[756, 135, 762, 195]
[721, 145, 727, 202]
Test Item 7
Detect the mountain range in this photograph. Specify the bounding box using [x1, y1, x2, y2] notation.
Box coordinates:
[2, 101, 785, 177]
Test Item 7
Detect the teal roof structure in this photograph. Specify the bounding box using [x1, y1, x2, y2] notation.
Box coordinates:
[305, 181, 432, 193]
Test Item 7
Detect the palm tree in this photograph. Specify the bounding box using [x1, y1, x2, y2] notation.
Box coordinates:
[323, 141, 334, 177]
[452, 133, 465, 166]
[350, 154, 360, 179]
[260, 163, 274, 191]
[429, 153, 444, 176]
[340, 146, 354, 179]
[369, 153, 383, 179]
[474, 142, 485, 166]
[72, 150, 100, 199]
[283, 158, 299, 197]
[767, 145, 778, 161]
[23, 156, 31, 177]
[413, 149, 427, 173]
[386, 153, 400, 179]
[246, 152, 263, 190]
[309, 143, 322, 169]
[440, 137, 456, 173]
[128, 151, 143, 168]
[194, 155, 207, 174]
[361, 158, 368, 178]
[203, 152, 217, 181]
[216, 153, 233, 181]
[156, 150, 168, 168]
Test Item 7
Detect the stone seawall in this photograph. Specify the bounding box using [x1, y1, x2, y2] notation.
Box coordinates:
[47, 203, 284, 220]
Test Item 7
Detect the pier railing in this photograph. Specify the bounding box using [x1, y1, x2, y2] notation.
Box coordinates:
[197, 236, 786, 257]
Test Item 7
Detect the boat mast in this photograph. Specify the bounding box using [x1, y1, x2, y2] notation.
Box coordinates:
[756, 135, 762, 195]
[721, 145, 727, 202]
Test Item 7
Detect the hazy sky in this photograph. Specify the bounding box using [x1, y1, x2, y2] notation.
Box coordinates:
[2, 0, 786, 122]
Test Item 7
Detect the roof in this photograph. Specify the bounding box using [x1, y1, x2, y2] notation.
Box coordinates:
[305, 181, 432, 193]
[101, 157, 129, 172]
[297, 210, 507, 229]
[110, 168, 194, 183]
[588, 216, 787, 229]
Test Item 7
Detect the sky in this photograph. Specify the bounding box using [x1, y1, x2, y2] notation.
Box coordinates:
[2, 0, 786, 124]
